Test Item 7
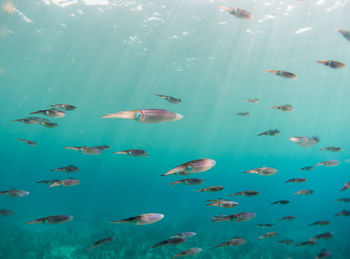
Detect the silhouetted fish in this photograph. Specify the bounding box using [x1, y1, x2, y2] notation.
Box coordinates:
[334, 198, 350, 202]
[155, 94, 181, 104]
[312, 232, 333, 240]
[48, 179, 80, 187]
[50, 104, 76, 111]
[258, 129, 280, 136]
[215, 238, 246, 248]
[113, 149, 148, 157]
[171, 232, 197, 239]
[88, 236, 115, 251]
[102, 109, 183, 123]
[233, 112, 249, 116]
[279, 216, 295, 221]
[244, 98, 259, 103]
[170, 178, 203, 185]
[152, 237, 186, 248]
[50, 165, 79, 173]
[211, 212, 256, 222]
[109, 213, 164, 225]
[299, 166, 314, 171]
[244, 167, 277, 176]
[230, 191, 259, 197]
[279, 239, 294, 245]
[25, 215, 73, 224]
[216, 6, 253, 20]
[172, 248, 202, 259]
[335, 28, 350, 41]
[0, 189, 29, 198]
[285, 178, 306, 183]
[315, 249, 332, 258]
[269, 105, 293, 112]
[0, 209, 14, 216]
[256, 224, 273, 228]
[309, 221, 330, 226]
[197, 186, 224, 192]
[265, 70, 298, 79]
[335, 209, 350, 216]
[271, 200, 289, 205]
[289, 136, 319, 147]
[258, 232, 277, 240]
[295, 189, 314, 195]
[17, 139, 37, 146]
[162, 159, 216, 176]
[296, 239, 317, 247]
[206, 199, 238, 208]
[316, 60, 345, 69]
[30, 109, 65, 118]
[314, 160, 339, 167]
[64, 146, 110, 155]
[320, 146, 342, 152]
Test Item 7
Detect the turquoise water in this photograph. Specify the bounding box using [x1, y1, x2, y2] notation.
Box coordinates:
[1, 0, 349, 258]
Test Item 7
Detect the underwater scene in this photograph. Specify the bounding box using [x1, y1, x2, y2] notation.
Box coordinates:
[0, 0, 349, 258]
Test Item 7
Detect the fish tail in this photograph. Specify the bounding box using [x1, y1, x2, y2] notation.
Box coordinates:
[257, 132, 266, 136]
[206, 203, 216, 207]
[113, 151, 127, 155]
[152, 241, 166, 248]
[0, 191, 7, 195]
[109, 217, 134, 224]
[316, 60, 327, 65]
[25, 219, 43, 224]
[49, 182, 61, 188]
[169, 181, 181, 185]
[215, 243, 226, 248]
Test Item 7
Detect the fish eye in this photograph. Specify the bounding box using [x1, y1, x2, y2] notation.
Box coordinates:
[135, 111, 143, 120]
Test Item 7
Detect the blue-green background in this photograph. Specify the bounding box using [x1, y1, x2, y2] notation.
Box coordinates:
[0, 0, 349, 258]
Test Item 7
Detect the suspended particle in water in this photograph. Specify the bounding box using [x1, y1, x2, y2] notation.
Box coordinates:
[2, 2, 16, 14]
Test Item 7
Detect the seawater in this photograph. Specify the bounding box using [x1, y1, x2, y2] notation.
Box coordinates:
[0, 0, 349, 258]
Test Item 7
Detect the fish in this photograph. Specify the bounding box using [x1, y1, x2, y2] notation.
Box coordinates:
[25, 215, 73, 224]
[311, 232, 334, 240]
[161, 159, 216, 176]
[109, 213, 164, 225]
[215, 238, 246, 248]
[155, 94, 181, 104]
[206, 199, 238, 208]
[296, 240, 317, 247]
[279, 239, 294, 245]
[314, 160, 340, 167]
[211, 212, 256, 222]
[309, 221, 330, 226]
[334, 198, 350, 202]
[244, 167, 277, 176]
[265, 70, 298, 79]
[101, 109, 183, 123]
[258, 129, 280, 136]
[295, 189, 314, 195]
[88, 236, 115, 251]
[50, 165, 79, 173]
[169, 178, 203, 185]
[50, 104, 76, 111]
[0, 209, 14, 216]
[285, 178, 307, 183]
[341, 182, 350, 191]
[320, 146, 342, 152]
[196, 186, 224, 192]
[256, 224, 273, 228]
[230, 190, 259, 197]
[335, 28, 350, 42]
[48, 179, 80, 187]
[335, 209, 350, 216]
[171, 232, 197, 239]
[315, 249, 332, 259]
[152, 237, 186, 248]
[298, 166, 314, 171]
[13, 117, 58, 128]
[233, 112, 249, 116]
[17, 139, 37, 146]
[172, 248, 202, 259]
[30, 108, 65, 118]
[113, 149, 148, 157]
[244, 98, 259, 103]
[289, 136, 319, 147]
[37, 179, 60, 185]
[0, 189, 29, 198]
[216, 6, 253, 20]
[316, 60, 345, 69]
[64, 146, 110, 155]
[271, 200, 289, 205]
[279, 216, 295, 221]
[258, 232, 277, 240]
[269, 105, 293, 112]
